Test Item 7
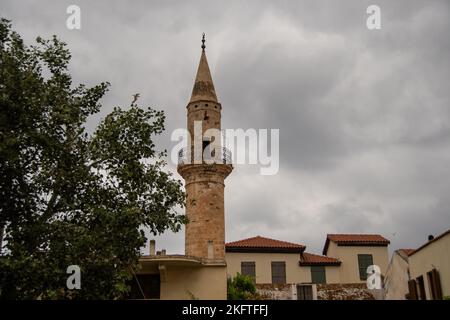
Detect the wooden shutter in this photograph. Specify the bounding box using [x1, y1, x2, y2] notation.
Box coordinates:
[416, 276, 426, 300]
[408, 279, 418, 300]
[432, 269, 443, 300]
[427, 271, 436, 300]
[311, 266, 326, 284]
[241, 262, 256, 280]
[271, 261, 286, 284]
[297, 285, 313, 300]
[358, 254, 374, 280]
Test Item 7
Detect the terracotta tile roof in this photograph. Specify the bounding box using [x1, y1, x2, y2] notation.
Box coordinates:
[396, 248, 415, 261]
[398, 248, 415, 256]
[225, 236, 305, 253]
[299, 252, 341, 266]
[322, 234, 390, 255]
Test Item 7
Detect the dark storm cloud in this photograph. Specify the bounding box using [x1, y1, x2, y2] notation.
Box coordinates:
[2, 0, 450, 255]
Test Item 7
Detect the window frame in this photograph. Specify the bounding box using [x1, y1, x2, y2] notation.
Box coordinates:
[416, 275, 426, 300]
[357, 254, 374, 281]
[271, 261, 286, 284]
[240, 261, 256, 281]
[297, 284, 314, 300]
[310, 265, 327, 284]
[427, 269, 443, 300]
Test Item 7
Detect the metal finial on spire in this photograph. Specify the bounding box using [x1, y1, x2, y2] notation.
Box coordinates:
[201, 33, 206, 51]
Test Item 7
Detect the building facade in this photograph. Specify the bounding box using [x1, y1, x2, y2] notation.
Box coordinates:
[322, 234, 390, 284]
[407, 229, 450, 300]
[384, 249, 414, 300]
[226, 234, 390, 289]
[226, 236, 341, 285]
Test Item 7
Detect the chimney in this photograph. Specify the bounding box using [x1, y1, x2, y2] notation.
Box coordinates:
[161, 249, 166, 255]
[149, 239, 156, 255]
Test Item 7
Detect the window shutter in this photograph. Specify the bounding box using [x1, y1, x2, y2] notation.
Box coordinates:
[416, 276, 426, 300]
[311, 266, 326, 284]
[358, 254, 374, 280]
[432, 269, 443, 300]
[241, 262, 256, 281]
[297, 285, 313, 300]
[271, 261, 286, 284]
[408, 279, 418, 300]
[427, 271, 436, 299]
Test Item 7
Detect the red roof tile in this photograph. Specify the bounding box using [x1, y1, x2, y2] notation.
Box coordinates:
[398, 248, 415, 256]
[226, 236, 305, 253]
[323, 234, 390, 255]
[299, 252, 341, 266]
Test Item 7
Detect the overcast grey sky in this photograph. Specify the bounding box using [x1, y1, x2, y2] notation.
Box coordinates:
[2, 0, 450, 255]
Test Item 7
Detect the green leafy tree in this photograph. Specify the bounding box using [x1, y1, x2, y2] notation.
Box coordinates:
[0, 18, 186, 299]
[227, 273, 257, 300]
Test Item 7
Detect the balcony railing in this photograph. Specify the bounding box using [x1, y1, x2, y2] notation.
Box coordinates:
[178, 146, 232, 165]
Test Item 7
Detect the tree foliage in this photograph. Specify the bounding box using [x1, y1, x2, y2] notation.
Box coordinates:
[0, 18, 186, 299]
[227, 273, 257, 300]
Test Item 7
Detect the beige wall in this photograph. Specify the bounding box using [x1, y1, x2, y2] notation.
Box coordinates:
[226, 252, 309, 284]
[409, 232, 450, 300]
[384, 251, 410, 300]
[160, 265, 227, 300]
[325, 266, 341, 284]
[226, 252, 340, 284]
[326, 242, 389, 284]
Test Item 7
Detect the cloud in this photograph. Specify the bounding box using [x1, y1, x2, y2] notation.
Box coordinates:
[2, 0, 450, 256]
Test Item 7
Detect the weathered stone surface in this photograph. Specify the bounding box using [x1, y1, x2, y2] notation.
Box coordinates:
[189, 50, 218, 102]
[256, 284, 293, 300]
[178, 47, 233, 260]
[178, 164, 232, 259]
[317, 283, 375, 300]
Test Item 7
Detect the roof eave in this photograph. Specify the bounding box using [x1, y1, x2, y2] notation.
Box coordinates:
[336, 242, 390, 247]
[225, 246, 305, 254]
[299, 261, 341, 267]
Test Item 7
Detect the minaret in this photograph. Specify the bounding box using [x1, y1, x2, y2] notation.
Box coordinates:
[178, 34, 233, 260]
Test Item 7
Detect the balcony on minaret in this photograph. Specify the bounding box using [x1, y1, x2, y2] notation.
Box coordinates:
[177, 146, 232, 165]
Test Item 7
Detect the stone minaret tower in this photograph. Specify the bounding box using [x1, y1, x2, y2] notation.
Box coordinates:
[178, 35, 233, 260]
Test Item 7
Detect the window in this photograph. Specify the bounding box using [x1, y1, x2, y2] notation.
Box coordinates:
[358, 254, 373, 280]
[127, 274, 160, 299]
[202, 140, 210, 153]
[241, 262, 255, 280]
[271, 261, 286, 284]
[427, 269, 443, 300]
[202, 139, 211, 161]
[311, 266, 326, 284]
[407, 279, 418, 300]
[416, 276, 426, 300]
[297, 284, 313, 300]
[207, 240, 214, 259]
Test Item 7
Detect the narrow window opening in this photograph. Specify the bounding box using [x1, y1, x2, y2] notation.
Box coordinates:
[207, 240, 214, 259]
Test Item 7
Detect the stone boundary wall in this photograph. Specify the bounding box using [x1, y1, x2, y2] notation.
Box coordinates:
[255, 283, 377, 300]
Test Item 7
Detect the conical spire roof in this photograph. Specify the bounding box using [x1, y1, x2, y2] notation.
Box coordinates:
[190, 35, 218, 103]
